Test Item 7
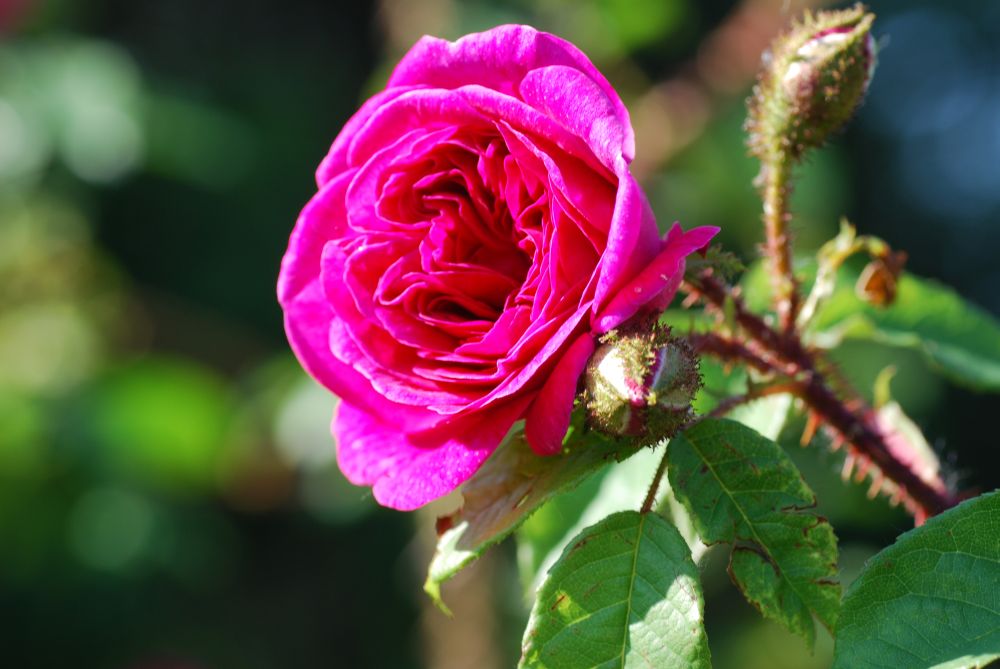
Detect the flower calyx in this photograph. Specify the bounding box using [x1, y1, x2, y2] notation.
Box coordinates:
[584, 321, 701, 441]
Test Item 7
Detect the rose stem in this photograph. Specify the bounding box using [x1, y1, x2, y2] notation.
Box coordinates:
[640, 449, 671, 514]
[686, 333, 776, 375]
[759, 156, 800, 333]
[685, 272, 960, 520]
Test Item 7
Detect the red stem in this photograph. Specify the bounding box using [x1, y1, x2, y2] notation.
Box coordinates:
[686, 333, 775, 375]
[686, 273, 960, 520]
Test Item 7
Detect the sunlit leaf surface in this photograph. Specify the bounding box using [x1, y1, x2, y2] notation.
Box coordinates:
[426, 419, 647, 609]
[669, 418, 840, 646]
[520, 511, 710, 669]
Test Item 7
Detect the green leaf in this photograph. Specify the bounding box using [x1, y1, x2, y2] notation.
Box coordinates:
[516, 443, 666, 597]
[727, 393, 794, 441]
[834, 491, 1000, 669]
[668, 418, 840, 646]
[737, 258, 784, 313]
[520, 511, 711, 669]
[425, 419, 645, 611]
[813, 273, 1000, 391]
[516, 442, 705, 600]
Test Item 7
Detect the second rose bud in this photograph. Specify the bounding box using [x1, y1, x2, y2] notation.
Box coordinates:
[584, 322, 701, 440]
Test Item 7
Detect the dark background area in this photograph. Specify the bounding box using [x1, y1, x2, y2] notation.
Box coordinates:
[1, 0, 997, 667]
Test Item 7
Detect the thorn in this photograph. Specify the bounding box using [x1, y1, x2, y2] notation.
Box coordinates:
[800, 411, 820, 446]
[853, 456, 871, 483]
[841, 452, 855, 481]
[866, 471, 884, 499]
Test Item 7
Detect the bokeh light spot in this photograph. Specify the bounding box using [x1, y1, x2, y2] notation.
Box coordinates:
[68, 487, 154, 571]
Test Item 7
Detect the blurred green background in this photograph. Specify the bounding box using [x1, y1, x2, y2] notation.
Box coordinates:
[1, 0, 998, 667]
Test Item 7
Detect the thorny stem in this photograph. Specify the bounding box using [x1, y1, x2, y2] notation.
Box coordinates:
[640, 447, 671, 514]
[685, 271, 960, 521]
[760, 157, 799, 332]
[686, 333, 776, 375]
[688, 276, 811, 370]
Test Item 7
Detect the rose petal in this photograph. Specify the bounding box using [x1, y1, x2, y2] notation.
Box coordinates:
[459, 85, 609, 177]
[524, 333, 596, 455]
[316, 85, 425, 185]
[476, 302, 590, 408]
[344, 125, 456, 234]
[327, 299, 478, 412]
[644, 224, 719, 313]
[335, 396, 531, 510]
[277, 170, 354, 306]
[519, 64, 627, 172]
[346, 88, 486, 169]
[283, 280, 439, 425]
[387, 25, 633, 162]
[594, 224, 720, 332]
[321, 243, 480, 411]
[496, 120, 615, 240]
[349, 84, 615, 182]
[591, 173, 661, 317]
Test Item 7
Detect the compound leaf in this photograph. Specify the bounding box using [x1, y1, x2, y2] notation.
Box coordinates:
[520, 511, 710, 669]
[668, 418, 840, 646]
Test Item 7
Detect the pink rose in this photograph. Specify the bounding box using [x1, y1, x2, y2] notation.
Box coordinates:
[278, 25, 717, 510]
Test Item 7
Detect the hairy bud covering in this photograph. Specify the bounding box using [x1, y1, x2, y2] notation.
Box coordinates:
[584, 324, 700, 439]
[748, 4, 875, 160]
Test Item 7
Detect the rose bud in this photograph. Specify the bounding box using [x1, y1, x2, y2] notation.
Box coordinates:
[749, 4, 875, 160]
[584, 324, 701, 440]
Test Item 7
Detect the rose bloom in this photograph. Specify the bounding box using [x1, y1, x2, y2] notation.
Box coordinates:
[278, 25, 717, 510]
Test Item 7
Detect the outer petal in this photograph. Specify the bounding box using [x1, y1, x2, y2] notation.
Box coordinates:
[644, 224, 720, 313]
[594, 224, 720, 332]
[388, 25, 634, 163]
[343, 88, 487, 172]
[278, 171, 381, 410]
[518, 64, 626, 172]
[524, 333, 596, 456]
[335, 396, 531, 510]
[277, 170, 354, 306]
[283, 278, 442, 426]
[279, 172, 457, 420]
[591, 171, 662, 317]
[349, 85, 607, 179]
[315, 85, 426, 184]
